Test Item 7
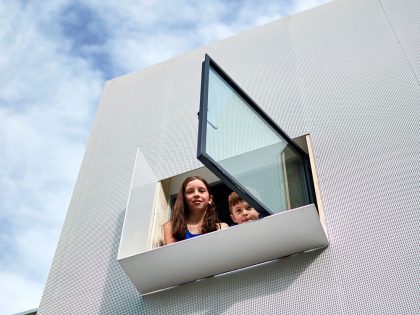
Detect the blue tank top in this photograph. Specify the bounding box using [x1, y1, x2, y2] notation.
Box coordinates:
[184, 229, 201, 239]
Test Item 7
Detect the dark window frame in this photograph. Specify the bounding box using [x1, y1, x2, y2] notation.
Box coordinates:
[197, 54, 316, 217]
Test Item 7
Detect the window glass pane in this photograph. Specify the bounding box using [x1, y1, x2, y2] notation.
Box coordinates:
[204, 67, 309, 214]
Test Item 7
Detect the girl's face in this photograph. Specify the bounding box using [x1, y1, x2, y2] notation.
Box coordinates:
[184, 179, 213, 213]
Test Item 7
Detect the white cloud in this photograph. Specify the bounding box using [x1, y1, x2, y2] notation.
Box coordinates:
[0, 1, 330, 314]
[0, 2, 103, 314]
[293, 0, 331, 13]
[0, 272, 43, 315]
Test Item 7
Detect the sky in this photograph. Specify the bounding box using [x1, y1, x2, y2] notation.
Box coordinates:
[0, 1, 330, 314]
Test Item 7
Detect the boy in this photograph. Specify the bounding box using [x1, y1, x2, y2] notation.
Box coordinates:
[228, 192, 260, 224]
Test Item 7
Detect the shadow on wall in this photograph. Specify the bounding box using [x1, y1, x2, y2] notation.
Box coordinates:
[99, 208, 325, 314]
[142, 248, 326, 315]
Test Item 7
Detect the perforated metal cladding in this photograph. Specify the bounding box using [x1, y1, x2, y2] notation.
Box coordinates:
[381, 0, 420, 81]
[39, 0, 420, 314]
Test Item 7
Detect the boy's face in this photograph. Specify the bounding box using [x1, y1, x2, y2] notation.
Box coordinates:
[230, 201, 260, 224]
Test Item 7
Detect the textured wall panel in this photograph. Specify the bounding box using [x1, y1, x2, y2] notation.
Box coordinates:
[39, 0, 420, 314]
[381, 0, 420, 81]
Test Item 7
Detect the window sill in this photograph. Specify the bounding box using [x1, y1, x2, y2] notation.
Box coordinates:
[117, 203, 328, 294]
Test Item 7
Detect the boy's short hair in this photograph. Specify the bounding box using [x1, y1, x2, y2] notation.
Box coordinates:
[228, 192, 243, 213]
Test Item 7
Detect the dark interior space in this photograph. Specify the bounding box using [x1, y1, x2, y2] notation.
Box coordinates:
[210, 181, 234, 226]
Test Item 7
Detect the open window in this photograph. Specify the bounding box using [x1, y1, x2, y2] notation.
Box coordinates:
[117, 55, 328, 295]
[198, 54, 316, 217]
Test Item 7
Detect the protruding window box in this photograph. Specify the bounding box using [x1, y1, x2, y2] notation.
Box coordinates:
[119, 203, 327, 294]
[117, 138, 328, 294]
[117, 55, 329, 294]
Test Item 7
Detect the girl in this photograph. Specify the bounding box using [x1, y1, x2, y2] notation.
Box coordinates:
[163, 176, 228, 244]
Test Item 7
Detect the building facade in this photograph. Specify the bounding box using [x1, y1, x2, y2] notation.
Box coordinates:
[39, 0, 419, 313]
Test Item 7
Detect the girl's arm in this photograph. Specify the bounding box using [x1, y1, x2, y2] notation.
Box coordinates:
[163, 221, 177, 245]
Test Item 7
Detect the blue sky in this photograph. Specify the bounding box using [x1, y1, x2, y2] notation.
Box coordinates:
[0, 1, 330, 314]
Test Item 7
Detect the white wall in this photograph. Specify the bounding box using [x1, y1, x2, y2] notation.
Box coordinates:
[39, 0, 420, 313]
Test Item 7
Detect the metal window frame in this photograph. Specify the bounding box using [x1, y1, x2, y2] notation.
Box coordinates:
[197, 54, 316, 217]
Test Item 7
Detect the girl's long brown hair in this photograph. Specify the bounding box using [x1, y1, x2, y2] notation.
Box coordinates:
[170, 176, 220, 241]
